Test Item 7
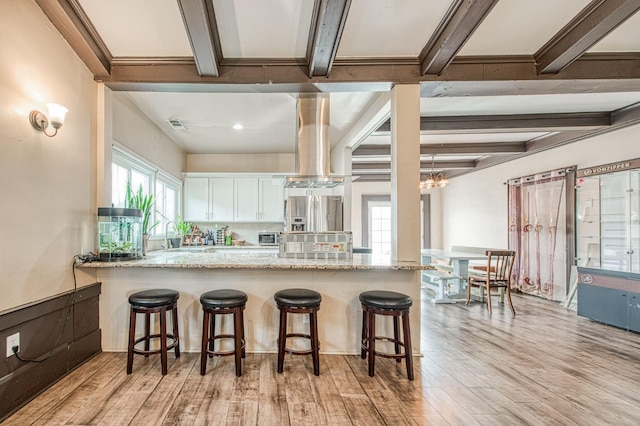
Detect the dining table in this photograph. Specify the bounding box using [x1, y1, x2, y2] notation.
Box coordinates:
[421, 248, 490, 303]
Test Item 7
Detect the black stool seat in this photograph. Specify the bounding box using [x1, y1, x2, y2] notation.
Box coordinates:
[359, 290, 413, 310]
[275, 288, 322, 307]
[129, 289, 179, 307]
[201, 289, 248, 309]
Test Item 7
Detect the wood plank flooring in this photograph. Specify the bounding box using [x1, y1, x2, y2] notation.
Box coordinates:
[5, 291, 640, 425]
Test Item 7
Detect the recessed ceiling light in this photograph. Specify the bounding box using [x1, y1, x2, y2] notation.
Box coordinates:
[232, 123, 243, 130]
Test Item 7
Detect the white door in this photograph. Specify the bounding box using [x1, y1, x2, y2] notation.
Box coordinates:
[183, 177, 209, 221]
[234, 178, 260, 221]
[369, 201, 392, 256]
[210, 177, 234, 221]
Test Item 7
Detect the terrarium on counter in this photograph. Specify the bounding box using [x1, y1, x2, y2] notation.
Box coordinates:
[97, 207, 143, 261]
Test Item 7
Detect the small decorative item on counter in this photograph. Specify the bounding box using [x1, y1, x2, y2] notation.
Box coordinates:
[225, 235, 232, 246]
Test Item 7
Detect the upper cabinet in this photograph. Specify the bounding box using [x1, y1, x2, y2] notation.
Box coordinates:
[184, 174, 284, 223]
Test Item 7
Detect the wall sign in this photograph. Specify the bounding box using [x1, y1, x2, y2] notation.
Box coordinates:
[577, 158, 640, 178]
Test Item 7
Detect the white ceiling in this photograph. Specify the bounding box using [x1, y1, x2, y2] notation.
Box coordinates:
[65, 0, 640, 176]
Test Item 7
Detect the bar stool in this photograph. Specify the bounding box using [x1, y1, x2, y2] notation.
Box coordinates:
[359, 290, 414, 380]
[200, 289, 247, 377]
[127, 289, 180, 375]
[274, 288, 321, 376]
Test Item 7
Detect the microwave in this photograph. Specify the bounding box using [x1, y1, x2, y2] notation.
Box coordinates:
[258, 232, 279, 246]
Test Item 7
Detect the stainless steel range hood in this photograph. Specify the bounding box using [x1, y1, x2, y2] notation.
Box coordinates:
[284, 94, 345, 189]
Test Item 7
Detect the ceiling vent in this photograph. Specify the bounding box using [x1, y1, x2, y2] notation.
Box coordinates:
[167, 119, 186, 130]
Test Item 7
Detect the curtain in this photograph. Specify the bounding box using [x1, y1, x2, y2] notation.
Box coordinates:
[508, 170, 568, 300]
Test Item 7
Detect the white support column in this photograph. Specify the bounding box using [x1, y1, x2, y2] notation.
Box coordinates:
[96, 83, 112, 208]
[390, 84, 421, 262]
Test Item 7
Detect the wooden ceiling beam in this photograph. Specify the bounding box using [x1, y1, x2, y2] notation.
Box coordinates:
[306, 0, 352, 77]
[535, 0, 640, 74]
[373, 112, 611, 134]
[177, 0, 222, 77]
[353, 142, 526, 157]
[353, 160, 476, 172]
[101, 54, 640, 92]
[419, 0, 499, 75]
[35, 0, 111, 78]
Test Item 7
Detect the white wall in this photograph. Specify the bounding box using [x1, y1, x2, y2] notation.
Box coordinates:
[442, 124, 640, 250]
[112, 93, 186, 180]
[0, 0, 97, 311]
[188, 153, 295, 173]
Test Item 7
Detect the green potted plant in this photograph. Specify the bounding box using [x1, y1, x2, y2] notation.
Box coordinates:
[125, 183, 159, 255]
[175, 216, 192, 246]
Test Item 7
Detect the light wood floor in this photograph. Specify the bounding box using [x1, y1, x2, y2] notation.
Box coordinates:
[5, 291, 640, 425]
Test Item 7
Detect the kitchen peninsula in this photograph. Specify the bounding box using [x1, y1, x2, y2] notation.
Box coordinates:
[80, 251, 428, 355]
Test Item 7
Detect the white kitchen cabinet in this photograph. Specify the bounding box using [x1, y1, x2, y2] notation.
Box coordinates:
[234, 178, 260, 221]
[183, 177, 209, 221]
[184, 174, 284, 223]
[210, 177, 234, 221]
[259, 177, 284, 221]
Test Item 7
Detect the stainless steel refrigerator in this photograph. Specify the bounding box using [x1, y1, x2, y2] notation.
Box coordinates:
[284, 196, 343, 232]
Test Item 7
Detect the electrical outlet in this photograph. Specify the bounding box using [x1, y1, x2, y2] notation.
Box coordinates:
[6, 332, 19, 358]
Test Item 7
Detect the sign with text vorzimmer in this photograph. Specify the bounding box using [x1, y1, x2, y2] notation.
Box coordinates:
[577, 158, 640, 178]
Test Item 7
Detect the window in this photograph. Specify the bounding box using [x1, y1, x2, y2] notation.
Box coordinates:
[112, 146, 181, 237]
[370, 202, 391, 256]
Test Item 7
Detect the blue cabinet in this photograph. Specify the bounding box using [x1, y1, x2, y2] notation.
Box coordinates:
[628, 291, 640, 333]
[577, 284, 628, 329]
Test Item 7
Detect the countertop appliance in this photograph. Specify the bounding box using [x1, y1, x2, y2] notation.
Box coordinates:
[258, 231, 279, 246]
[284, 195, 343, 232]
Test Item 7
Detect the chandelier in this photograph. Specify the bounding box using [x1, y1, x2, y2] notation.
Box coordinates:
[420, 155, 449, 189]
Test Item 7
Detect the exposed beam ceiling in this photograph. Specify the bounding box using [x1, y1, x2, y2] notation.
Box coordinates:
[35, 0, 111, 77]
[535, 0, 640, 74]
[353, 142, 527, 157]
[373, 112, 611, 134]
[177, 0, 223, 77]
[419, 0, 499, 75]
[306, 0, 351, 77]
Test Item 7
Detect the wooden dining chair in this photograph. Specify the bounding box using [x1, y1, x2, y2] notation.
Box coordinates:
[466, 250, 516, 315]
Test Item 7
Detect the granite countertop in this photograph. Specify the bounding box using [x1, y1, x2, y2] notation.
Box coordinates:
[79, 250, 429, 271]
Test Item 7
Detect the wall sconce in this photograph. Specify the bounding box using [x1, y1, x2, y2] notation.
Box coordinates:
[29, 103, 68, 137]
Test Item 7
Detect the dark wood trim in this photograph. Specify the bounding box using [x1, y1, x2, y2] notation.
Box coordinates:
[535, 0, 640, 74]
[177, 0, 223, 77]
[306, 0, 352, 77]
[373, 112, 611, 134]
[353, 142, 527, 157]
[353, 174, 393, 182]
[35, 0, 112, 77]
[0, 283, 102, 421]
[98, 55, 640, 92]
[419, 0, 499, 75]
[353, 160, 476, 172]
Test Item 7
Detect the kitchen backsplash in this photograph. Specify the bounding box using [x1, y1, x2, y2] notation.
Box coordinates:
[191, 222, 285, 245]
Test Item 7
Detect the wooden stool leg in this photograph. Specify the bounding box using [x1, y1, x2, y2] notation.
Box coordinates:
[310, 309, 320, 376]
[277, 307, 287, 374]
[208, 313, 216, 357]
[360, 309, 368, 359]
[393, 315, 401, 362]
[367, 309, 376, 377]
[200, 309, 210, 375]
[144, 312, 151, 357]
[160, 307, 168, 375]
[402, 310, 414, 381]
[486, 282, 492, 314]
[233, 308, 243, 377]
[239, 307, 246, 358]
[506, 287, 516, 316]
[126, 307, 136, 374]
[172, 305, 180, 357]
